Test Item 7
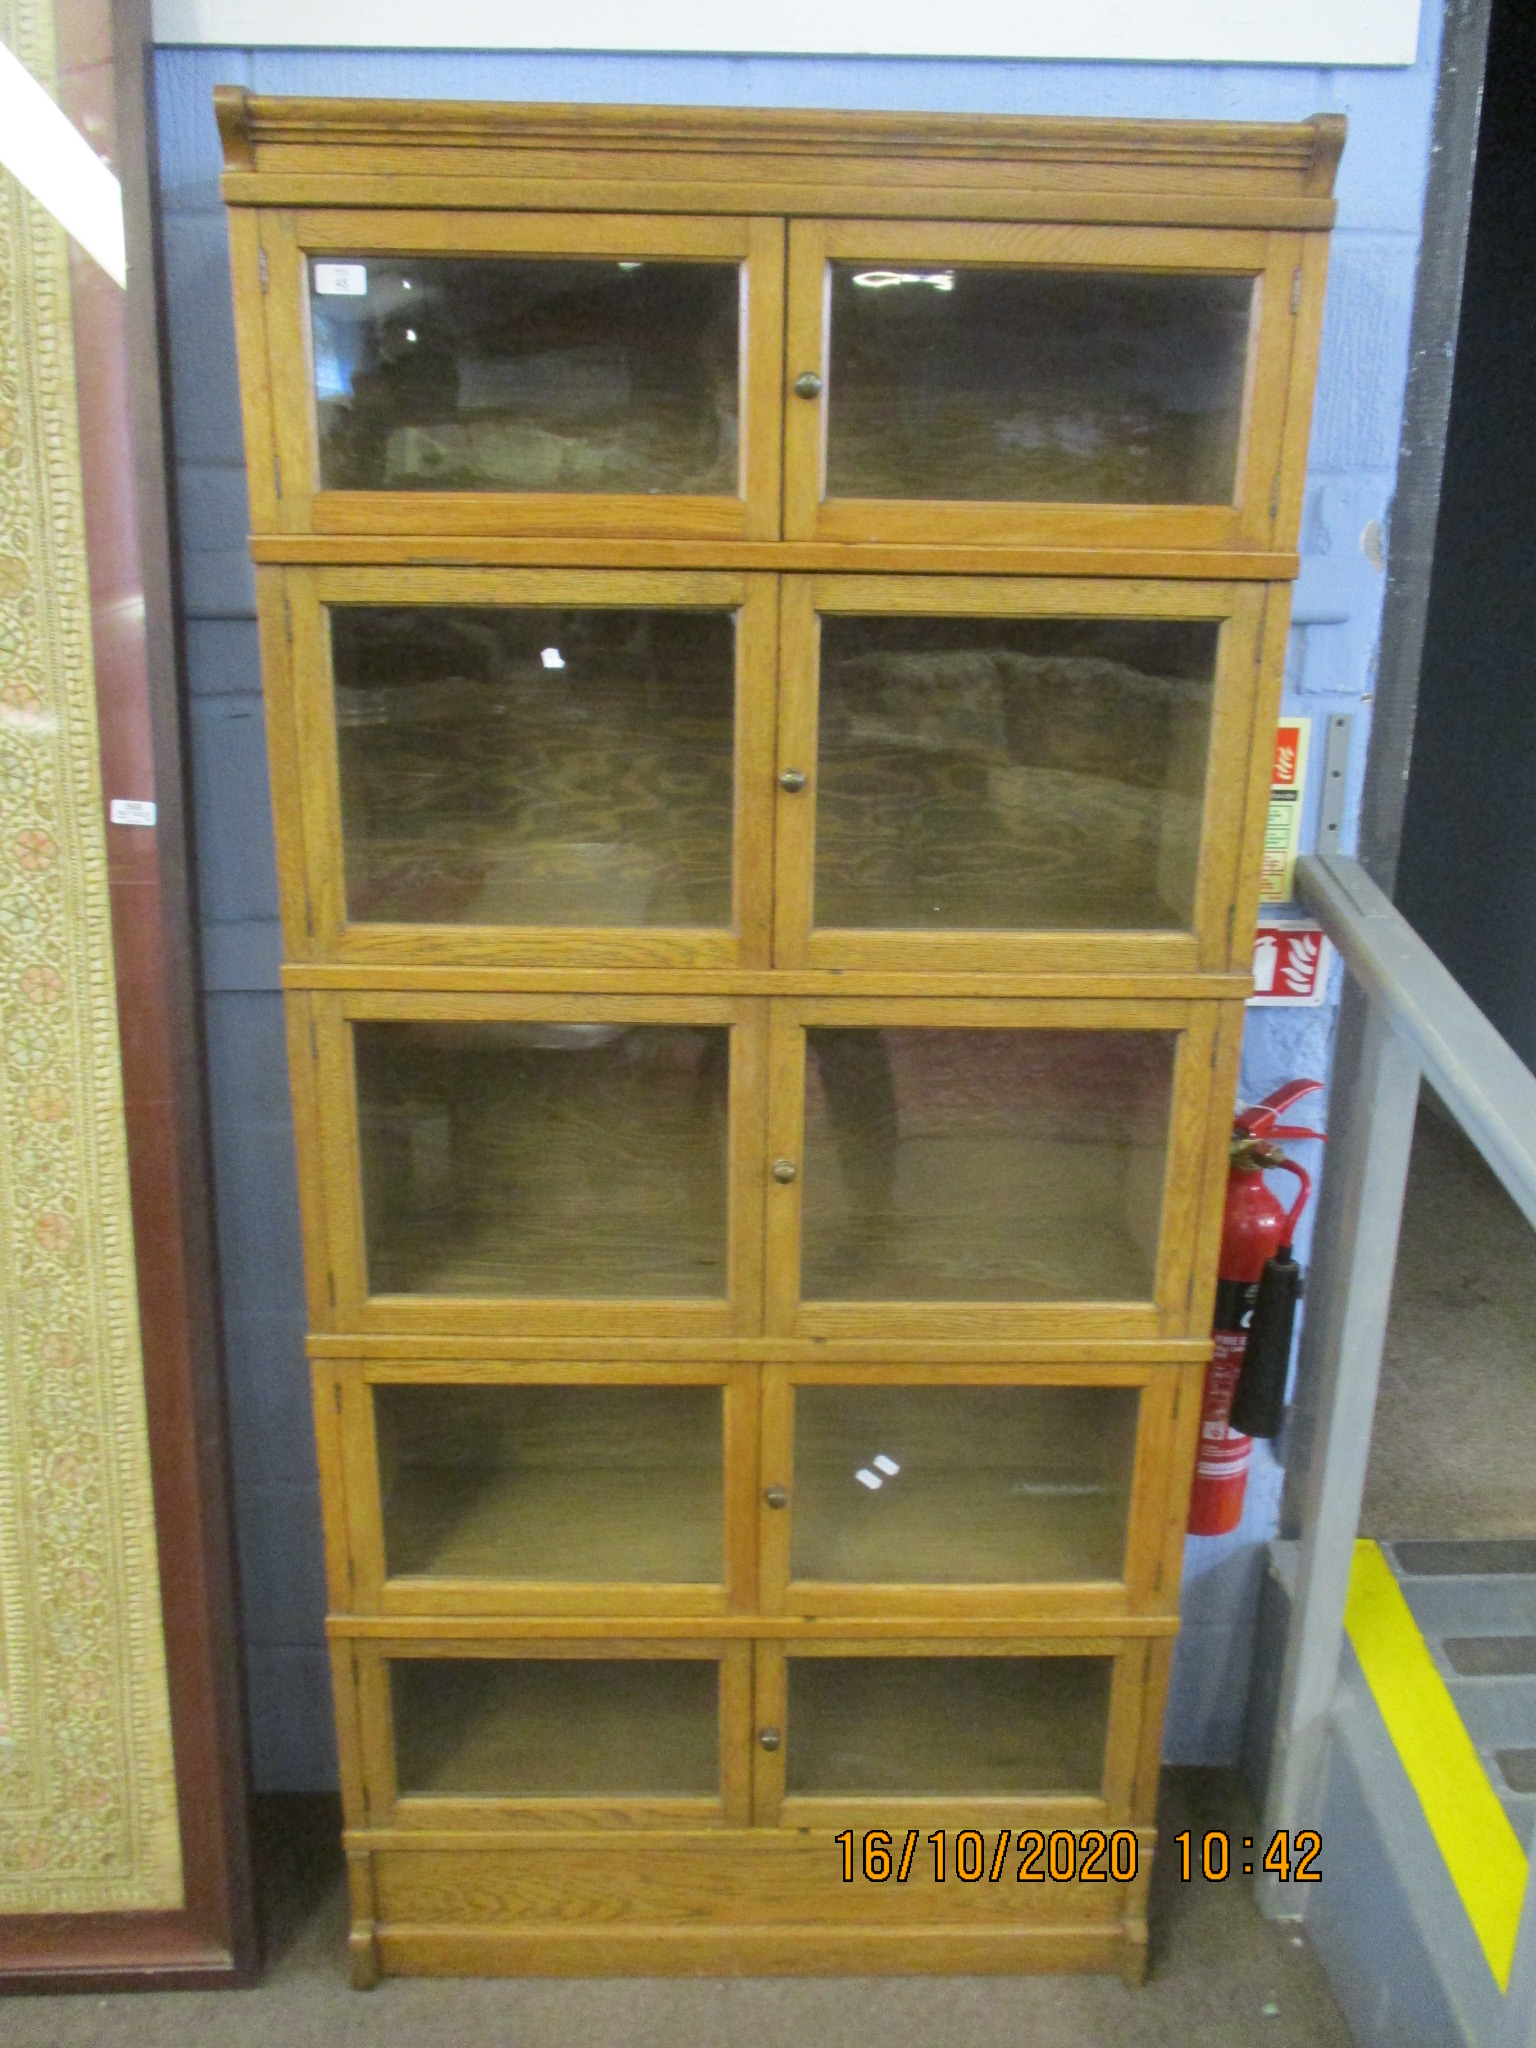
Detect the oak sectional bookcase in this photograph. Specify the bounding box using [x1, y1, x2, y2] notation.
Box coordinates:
[217, 89, 1340, 1982]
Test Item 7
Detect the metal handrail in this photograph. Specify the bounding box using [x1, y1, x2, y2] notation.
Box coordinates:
[1261, 852, 1536, 2047]
[1299, 854, 1536, 1234]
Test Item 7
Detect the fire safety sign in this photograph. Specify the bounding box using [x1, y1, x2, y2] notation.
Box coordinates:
[1258, 717, 1309, 905]
[1250, 922, 1332, 1006]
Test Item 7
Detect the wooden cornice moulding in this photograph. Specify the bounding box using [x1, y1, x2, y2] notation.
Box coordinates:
[215, 87, 1345, 225]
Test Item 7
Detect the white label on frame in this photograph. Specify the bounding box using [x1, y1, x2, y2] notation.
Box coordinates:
[314, 263, 368, 297]
[109, 798, 157, 827]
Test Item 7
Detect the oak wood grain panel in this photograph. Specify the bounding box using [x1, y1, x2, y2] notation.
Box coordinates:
[225, 206, 279, 532]
[280, 963, 1255, 1000]
[307, 1333, 1215, 1364]
[365, 1827, 1155, 1937]
[253, 571, 314, 958]
[248, 533, 1302, 579]
[326, 1613, 1182, 1643]
[216, 90, 1346, 234]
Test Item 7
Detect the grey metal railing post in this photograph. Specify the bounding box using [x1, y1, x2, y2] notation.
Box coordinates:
[1256, 990, 1422, 1915]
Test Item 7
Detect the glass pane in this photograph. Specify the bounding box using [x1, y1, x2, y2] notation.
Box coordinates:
[825, 263, 1254, 504]
[376, 1384, 723, 1582]
[391, 1658, 718, 1799]
[355, 1021, 729, 1298]
[332, 607, 734, 928]
[311, 257, 740, 495]
[786, 1656, 1110, 1797]
[800, 1028, 1173, 1302]
[815, 615, 1216, 932]
[791, 1385, 1137, 1583]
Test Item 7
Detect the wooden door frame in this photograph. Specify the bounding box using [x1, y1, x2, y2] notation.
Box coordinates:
[781, 218, 1301, 553]
[315, 1356, 761, 1620]
[0, 0, 256, 1992]
[770, 573, 1270, 978]
[272, 564, 779, 972]
[251, 208, 785, 543]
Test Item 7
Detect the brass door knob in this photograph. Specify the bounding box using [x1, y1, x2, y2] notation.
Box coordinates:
[772, 1159, 797, 1184]
[759, 1726, 782, 1751]
[793, 371, 823, 399]
[778, 768, 807, 793]
[764, 1485, 789, 1510]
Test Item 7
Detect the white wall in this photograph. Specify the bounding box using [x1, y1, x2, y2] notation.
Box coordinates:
[152, 0, 1422, 68]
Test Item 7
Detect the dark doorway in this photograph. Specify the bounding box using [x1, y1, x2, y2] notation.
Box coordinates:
[1396, 0, 1536, 1065]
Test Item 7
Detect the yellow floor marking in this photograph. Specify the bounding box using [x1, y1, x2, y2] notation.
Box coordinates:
[1346, 1537, 1528, 1989]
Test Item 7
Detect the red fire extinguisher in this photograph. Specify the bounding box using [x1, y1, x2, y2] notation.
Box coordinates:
[1187, 1080, 1324, 1536]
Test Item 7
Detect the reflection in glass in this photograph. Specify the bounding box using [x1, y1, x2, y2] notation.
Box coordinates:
[391, 1658, 718, 1799]
[791, 1385, 1137, 1583]
[376, 1383, 724, 1583]
[786, 1656, 1110, 1797]
[310, 257, 740, 495]
[355, 1021, 729, 1298]
[800, 1028, 1174, 1303]
[331, 607, 735, 928]
[825, 264, 1255, 504]
[815, 615, 1216, 932]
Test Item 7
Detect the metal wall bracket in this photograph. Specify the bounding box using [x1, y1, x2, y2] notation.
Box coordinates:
[1317, 713, 1353, 856]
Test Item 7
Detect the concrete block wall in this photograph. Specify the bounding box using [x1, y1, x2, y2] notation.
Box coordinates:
[154, 18, 1445, 1788]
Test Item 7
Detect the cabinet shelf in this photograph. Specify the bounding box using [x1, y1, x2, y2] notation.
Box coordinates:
[384, 1463, 722, 1587]
[377, 1381, 724, 1586]
[785, 1654, 1111, 1799]
[391, 1654, 721, 1801]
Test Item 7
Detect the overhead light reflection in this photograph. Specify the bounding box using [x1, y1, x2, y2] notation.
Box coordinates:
[540, 647, 566, 670]
[854, 1468, 882, 1491]
[851, 270, 954, 292]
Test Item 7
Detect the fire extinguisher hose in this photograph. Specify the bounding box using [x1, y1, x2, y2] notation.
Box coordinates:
[1228, 1246, 1303, 1439]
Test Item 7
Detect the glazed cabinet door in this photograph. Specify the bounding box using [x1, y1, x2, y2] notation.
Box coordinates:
[772, 576, 1270, 974]
[293, 991, 768, 1337]
[782, 221, 1302, 552]
[353, 1640, 753, 1831]
[271, 568, 776, 968]
[245, 210, 785, 539]
[756, 1365, 1197, 1621]
[322, 1362, 758, 1617]
[763, 998, 1238, 1341]
[751, 1639, 1154, 1833]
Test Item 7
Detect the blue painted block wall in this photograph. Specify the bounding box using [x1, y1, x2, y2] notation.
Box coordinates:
[154, 15, 1444, 1788]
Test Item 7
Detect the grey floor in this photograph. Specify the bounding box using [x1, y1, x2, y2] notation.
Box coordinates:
[1363, 1095, 1536, 1540]
[5, 1773, 1350, 2047]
